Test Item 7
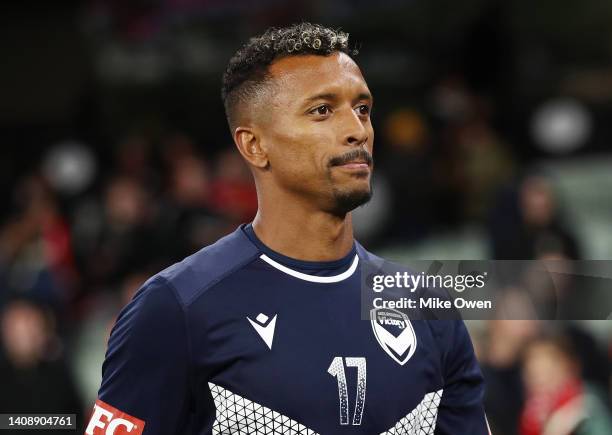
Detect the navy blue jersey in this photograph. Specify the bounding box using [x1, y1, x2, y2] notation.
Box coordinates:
[86, 224, 489, 435]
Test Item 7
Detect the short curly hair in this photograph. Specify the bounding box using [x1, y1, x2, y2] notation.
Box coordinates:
[222, 22, 358, 131]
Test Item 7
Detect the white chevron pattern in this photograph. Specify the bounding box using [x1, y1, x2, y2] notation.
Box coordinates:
[209, 382, 318, 435]
[208, 383, 443, 435]
[380, 389, 443, 435]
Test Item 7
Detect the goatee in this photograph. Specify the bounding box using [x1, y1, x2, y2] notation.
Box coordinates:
[330, 186, 373, 216]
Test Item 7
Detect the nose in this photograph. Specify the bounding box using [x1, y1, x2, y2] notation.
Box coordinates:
[341, 109, 369, 147]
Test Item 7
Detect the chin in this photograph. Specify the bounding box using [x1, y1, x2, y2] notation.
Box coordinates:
[330, 185, 372, 216]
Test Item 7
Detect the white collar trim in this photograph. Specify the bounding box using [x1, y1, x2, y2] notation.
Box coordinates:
[259, 253, 359, 283]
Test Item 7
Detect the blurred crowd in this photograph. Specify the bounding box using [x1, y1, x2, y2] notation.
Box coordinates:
[1, 88, 610, 435]
[2, 1, 612, 434]
[0, 131, 260, 431]
[476, 321, 612, 435]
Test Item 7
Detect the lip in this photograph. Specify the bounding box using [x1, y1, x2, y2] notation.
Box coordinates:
[337, 162, 370, 170]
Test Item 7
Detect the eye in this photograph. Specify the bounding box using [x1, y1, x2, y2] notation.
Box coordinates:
[310, 104, 331, 116]
[356, 104, 371, 116]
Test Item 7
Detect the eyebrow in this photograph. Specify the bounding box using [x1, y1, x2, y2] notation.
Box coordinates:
[302, 91, 374, 106]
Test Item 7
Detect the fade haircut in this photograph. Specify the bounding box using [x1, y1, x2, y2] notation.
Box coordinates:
[221, 22, 358, 131]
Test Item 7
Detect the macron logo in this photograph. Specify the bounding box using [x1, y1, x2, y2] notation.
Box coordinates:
[247, 313, 277, 350]
[85, 400, 144, 434]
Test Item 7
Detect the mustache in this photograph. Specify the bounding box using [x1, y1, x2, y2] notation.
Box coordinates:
[328, 148, 373, 167]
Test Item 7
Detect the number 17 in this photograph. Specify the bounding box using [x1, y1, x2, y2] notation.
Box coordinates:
[328, 357, 367, 426]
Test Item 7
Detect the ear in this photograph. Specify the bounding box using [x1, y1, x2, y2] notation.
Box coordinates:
[234, 126, 269, 169]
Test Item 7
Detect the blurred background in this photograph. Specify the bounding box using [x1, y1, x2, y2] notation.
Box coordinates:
[1, 1, 612, 434]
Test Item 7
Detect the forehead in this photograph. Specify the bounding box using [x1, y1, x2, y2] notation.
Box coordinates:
[267, 52, 369, 99]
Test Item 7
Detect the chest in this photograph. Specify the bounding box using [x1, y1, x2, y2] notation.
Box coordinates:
[190, 277, 445, 434]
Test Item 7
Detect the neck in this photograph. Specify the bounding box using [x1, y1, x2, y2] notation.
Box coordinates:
[252, 187, 355, 262]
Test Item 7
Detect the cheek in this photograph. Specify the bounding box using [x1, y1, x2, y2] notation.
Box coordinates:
[367, 124, 375, 152]
[267, 127, 332, 178]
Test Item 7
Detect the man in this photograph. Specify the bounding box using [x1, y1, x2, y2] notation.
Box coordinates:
[87, 23, 489, 434]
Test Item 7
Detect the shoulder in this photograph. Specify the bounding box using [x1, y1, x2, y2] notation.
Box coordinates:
[147, 225, 261, 307]
[103, 228, 261, 373]
[355, 240, 385, 265]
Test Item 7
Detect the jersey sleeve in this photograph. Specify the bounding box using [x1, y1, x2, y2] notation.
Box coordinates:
[86, 277, 192, 435]
[435, 320, 490, 435]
